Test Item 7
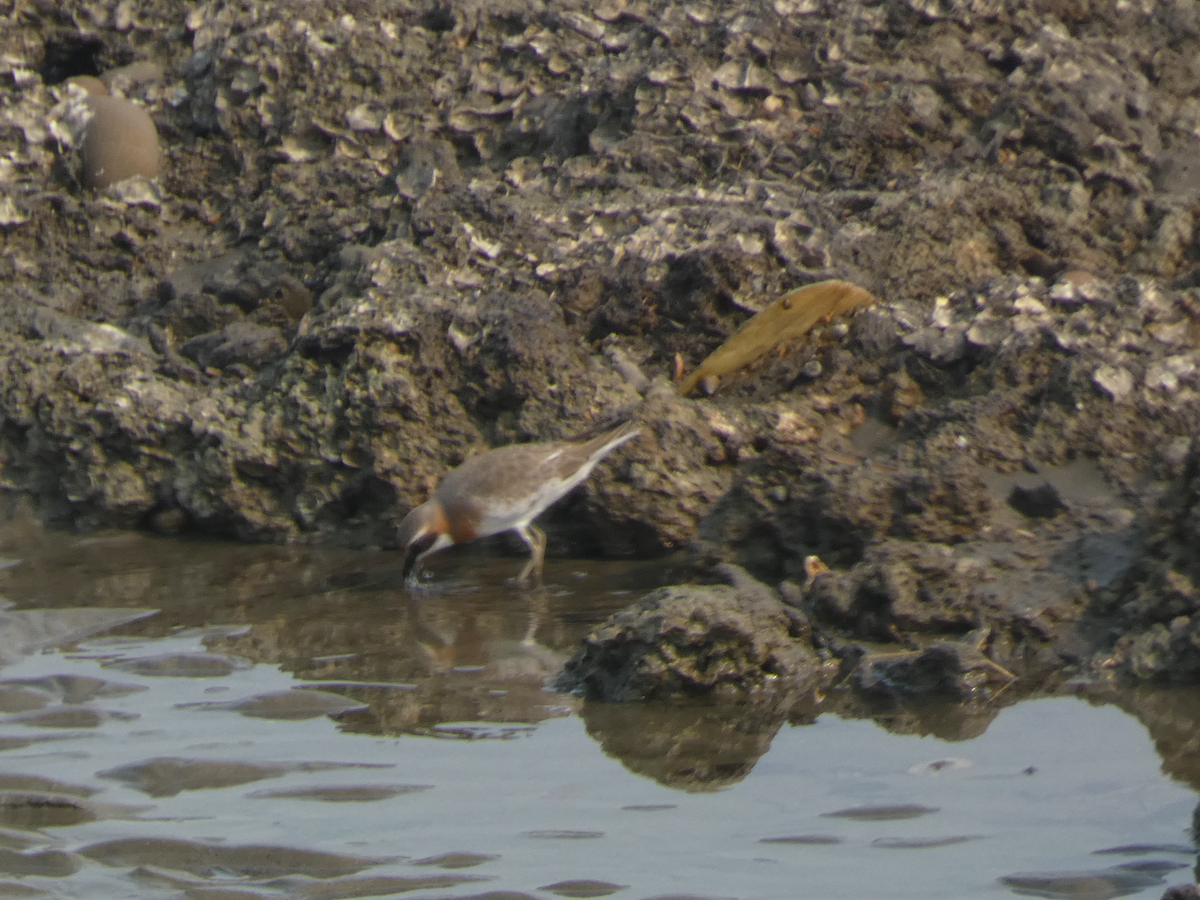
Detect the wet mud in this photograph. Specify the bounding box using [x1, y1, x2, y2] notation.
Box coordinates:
[0, 529, 1195, 898]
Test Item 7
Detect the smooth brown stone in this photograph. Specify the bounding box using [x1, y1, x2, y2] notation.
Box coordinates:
[99, 61, 164, 92]
[66, 75, 108, 96]
[80, 95, 161, 190]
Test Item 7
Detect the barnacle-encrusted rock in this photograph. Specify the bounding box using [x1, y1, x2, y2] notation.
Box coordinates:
[1092, 439, 1200, 683]
[554, 578, 822, 701]
[180, 322, 287, 370]
[852, 639, 1015, 704]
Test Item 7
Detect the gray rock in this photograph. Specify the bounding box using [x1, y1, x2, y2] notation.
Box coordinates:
[180, 323, 287, 370]
[852, 639, 1013, 704]
[555, 581, 821, 701]
[1093, 364, 1134, 401]
[26, 307, 154, 357]
[1093, 438, 1200, 684]
[902, 325, 967, 364]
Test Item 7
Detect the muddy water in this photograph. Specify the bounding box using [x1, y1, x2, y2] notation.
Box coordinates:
[0, 527, 1197, 900]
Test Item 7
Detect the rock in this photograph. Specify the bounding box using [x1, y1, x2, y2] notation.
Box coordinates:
[179, 323, 287, 370]
[965, 314, 1008, 350]
[901, 325, 967, 364]
[803, 542, 983, 640]
[1093, 364, 1134, 401]
[852, 638, 1015, 704]
[1161, 885, 1200, 900]
[26, 307, 154, 357]
[1115, 619, 1200, 682]
[1008, 482, 1068, 520]
[1091, 439, 1200, 682]
[79, 95, 162, 189]
[554, 578, 822, 701]
[848, 309, 899, 357]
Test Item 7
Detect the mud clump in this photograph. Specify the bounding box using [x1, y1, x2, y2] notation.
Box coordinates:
[1091, 439, 1200, 683]
[803, 542, 998, 640]
[554, 570, 825, 702]
[852, 641, 1015, 705]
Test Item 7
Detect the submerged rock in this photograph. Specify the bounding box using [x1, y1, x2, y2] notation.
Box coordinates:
[78, 837, 395, 879]
[96, 756, 390, 798]
[577, 688, 805, 791]
[554, 573, 824, 702]
[852, 639, 1016, 704]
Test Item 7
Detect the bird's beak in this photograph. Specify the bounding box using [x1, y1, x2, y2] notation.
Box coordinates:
[402, 530, 439, 587]
[402, 543, 420, 585]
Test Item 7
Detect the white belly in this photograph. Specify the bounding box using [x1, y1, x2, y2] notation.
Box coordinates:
[471, 462, 598, 538]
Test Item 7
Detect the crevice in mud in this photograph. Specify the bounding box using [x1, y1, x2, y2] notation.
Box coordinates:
[40, 32, 106, 84]
[419, 4, 456, 34]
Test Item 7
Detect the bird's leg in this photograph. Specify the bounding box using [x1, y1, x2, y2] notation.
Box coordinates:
[515, 525, 547, 586]
[403, 560, 423, 591]
[522, 585, 549, 647]
[520, 585, 567, 676]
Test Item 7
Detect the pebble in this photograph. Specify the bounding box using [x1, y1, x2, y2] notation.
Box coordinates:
[0, 196, 27, 227]
[1144, 362, 1179, 393]
[80, 95, 161, 190]
[66, 75, 108, 96]
[1012, 295, 1048, 315]
[965, 315, 1008, 349]
[1092, 364, 1134, 401]
[99, 61, 164, 94]
[263, 276, 312, 321]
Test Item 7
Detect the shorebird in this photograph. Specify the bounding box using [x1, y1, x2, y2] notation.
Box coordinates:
[398, 420, 641, 586]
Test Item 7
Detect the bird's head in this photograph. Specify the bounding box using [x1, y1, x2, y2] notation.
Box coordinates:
[398, 501, 452, 584]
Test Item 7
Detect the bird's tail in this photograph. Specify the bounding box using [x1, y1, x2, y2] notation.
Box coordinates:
[584, 418, 642, 461]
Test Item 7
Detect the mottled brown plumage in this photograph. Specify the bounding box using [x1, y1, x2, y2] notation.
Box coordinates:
[399, 421, 640, 586]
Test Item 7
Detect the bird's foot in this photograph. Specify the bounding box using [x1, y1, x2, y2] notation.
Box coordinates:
[404, 567, 437, 594]
[514, 564, 544, 589]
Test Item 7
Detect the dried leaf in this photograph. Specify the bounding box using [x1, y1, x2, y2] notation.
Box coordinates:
[679, 280, 876, 395]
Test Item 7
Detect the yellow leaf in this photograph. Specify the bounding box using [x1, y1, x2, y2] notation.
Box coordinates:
[678, 280, 876, 396]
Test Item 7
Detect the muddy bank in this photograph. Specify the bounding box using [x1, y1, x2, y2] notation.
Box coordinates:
[1, 0, 1200, 691]
[1089, 438, 1200, 683]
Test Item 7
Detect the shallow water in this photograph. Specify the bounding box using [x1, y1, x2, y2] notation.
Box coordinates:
[0, 528, 1196, 900]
